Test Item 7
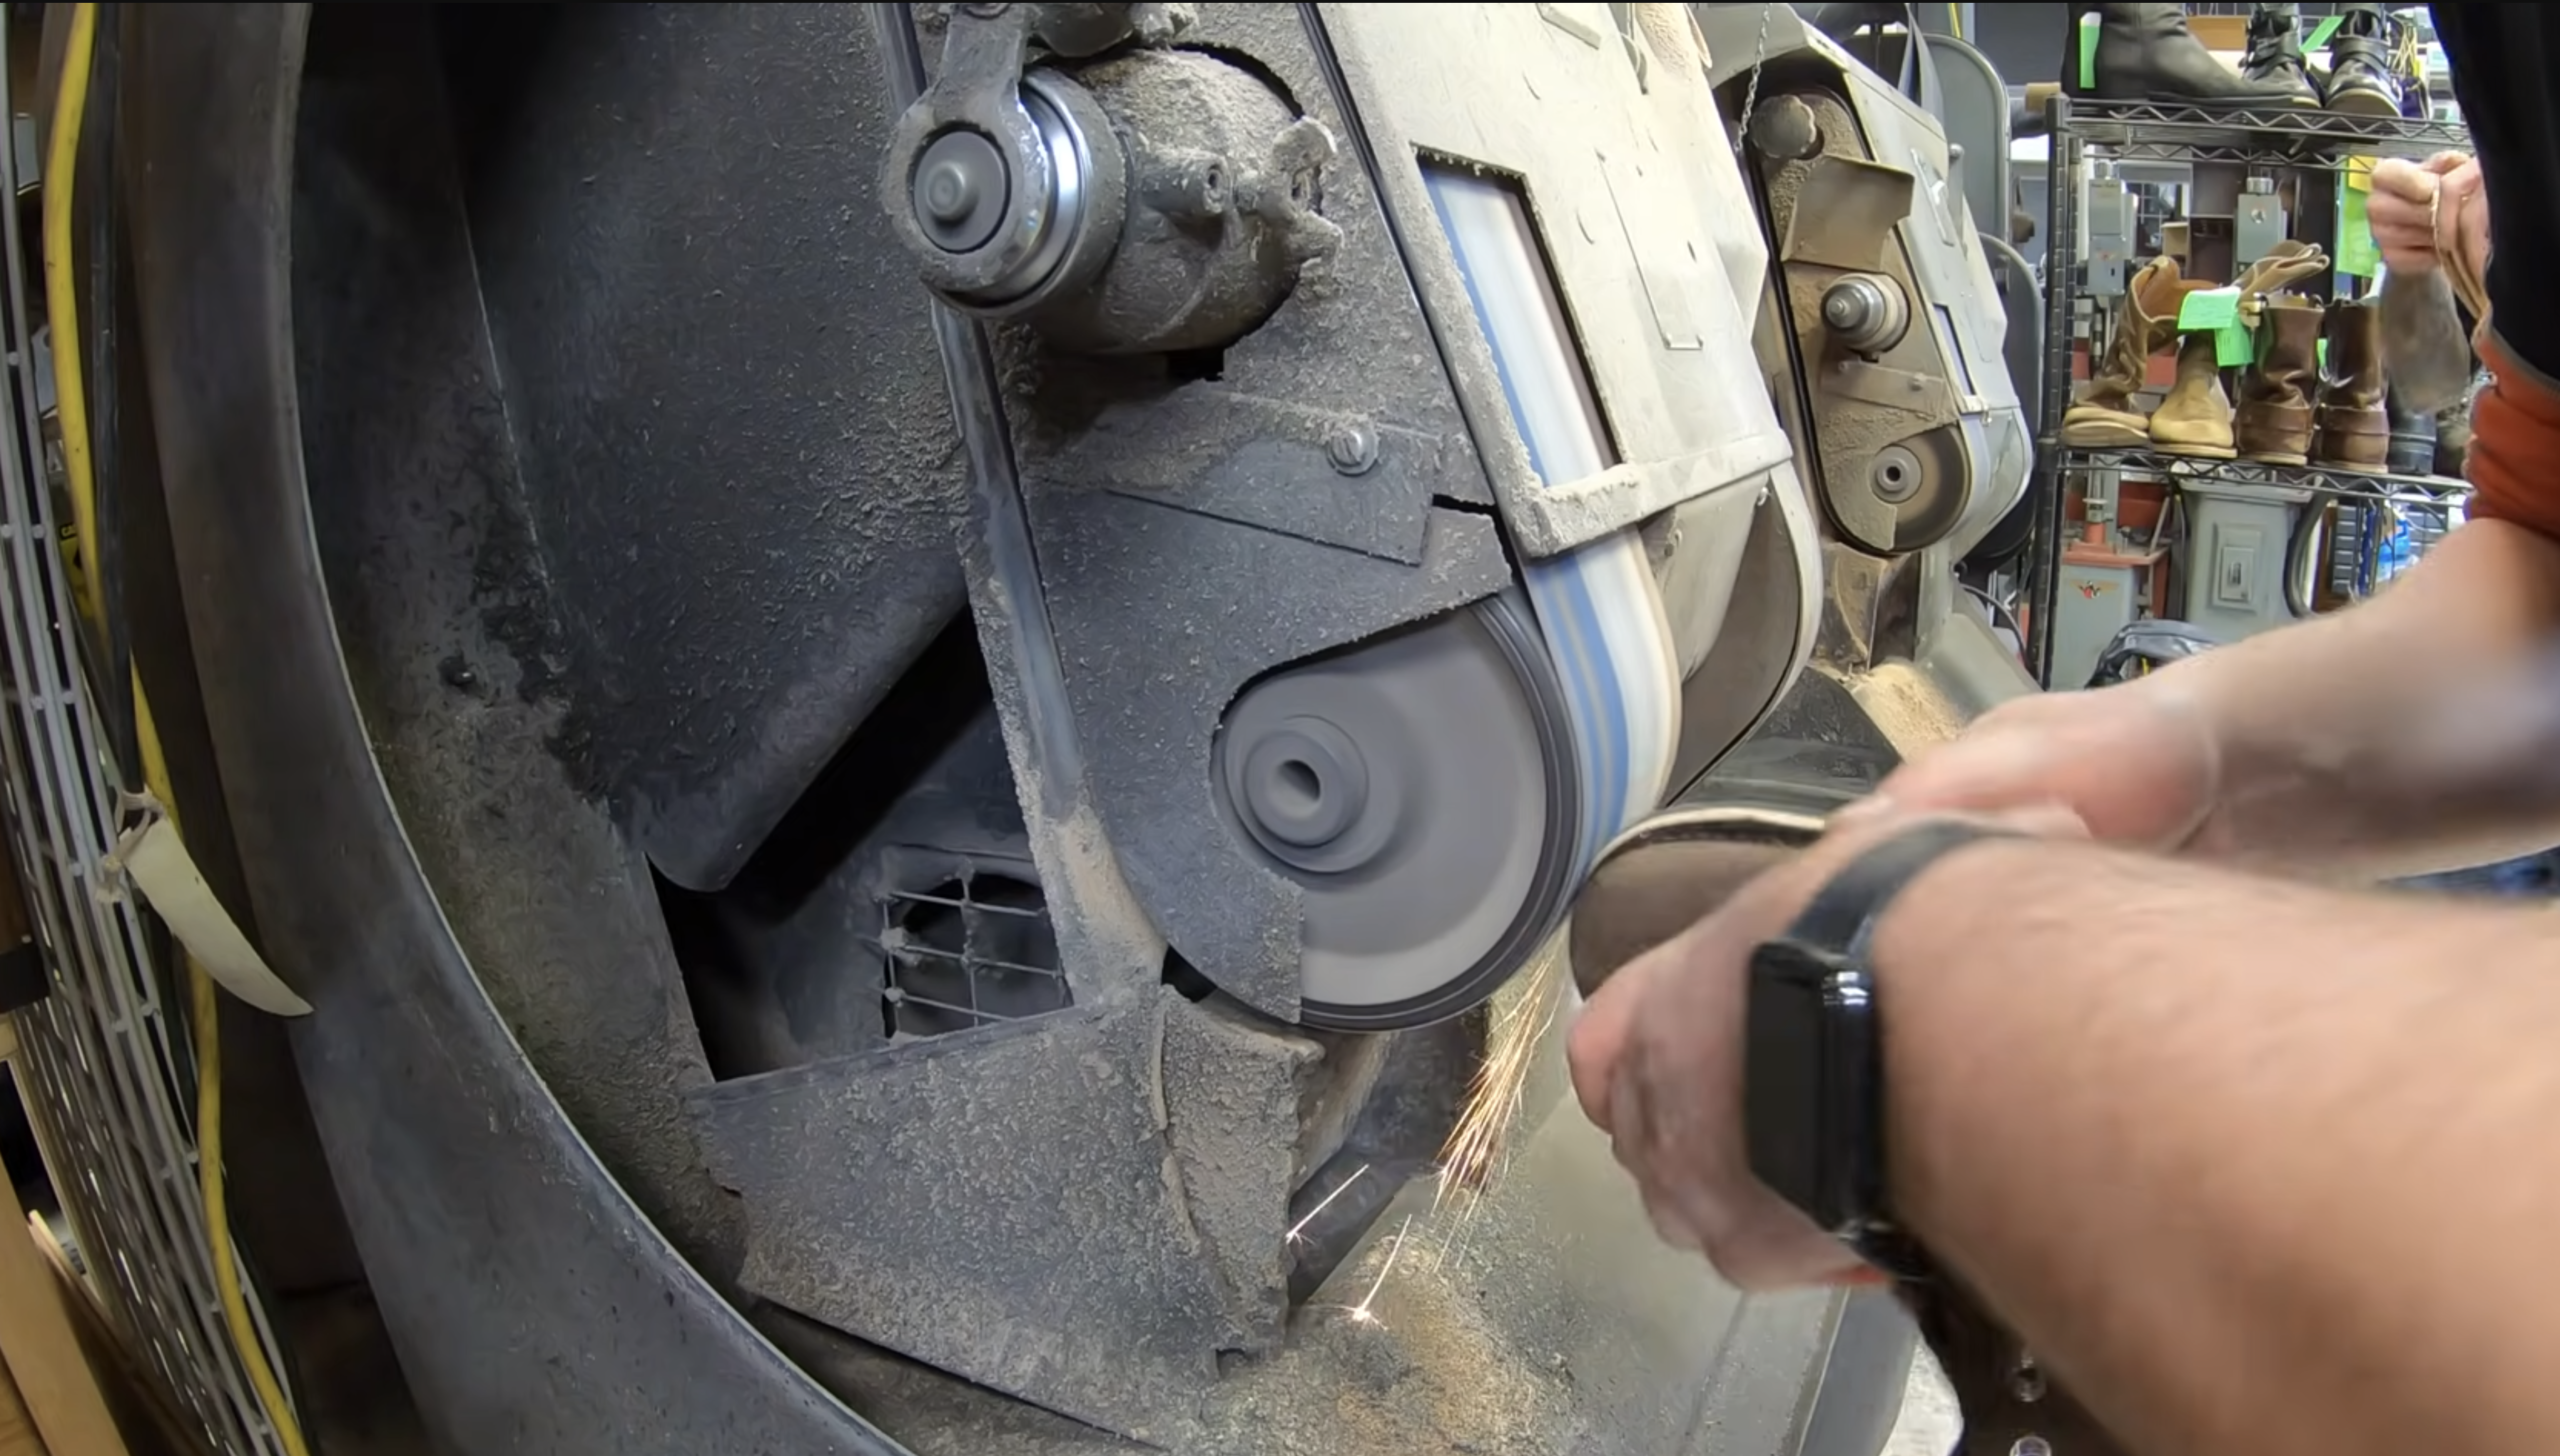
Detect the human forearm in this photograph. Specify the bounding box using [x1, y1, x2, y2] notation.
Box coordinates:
[1877, 837, 2560, 1455]
[2161, 516, 2560, 876]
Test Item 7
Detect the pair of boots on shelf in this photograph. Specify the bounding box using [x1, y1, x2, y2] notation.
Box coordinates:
[2238, 2, 2412, 115]
[2078, 3, 2406, 115]
[2060, 241, 2391, 472]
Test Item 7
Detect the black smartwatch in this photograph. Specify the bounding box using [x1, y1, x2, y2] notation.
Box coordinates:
[1743, 819, 2015, 1278]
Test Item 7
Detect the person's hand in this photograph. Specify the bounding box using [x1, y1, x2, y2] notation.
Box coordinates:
[2369, 153, 2488, 283]
[1841, 679, 2227, 852]
[1566, 808, 2084, 1288]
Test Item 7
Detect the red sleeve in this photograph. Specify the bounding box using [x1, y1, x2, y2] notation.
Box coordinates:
[2465, 330, 2560, 541]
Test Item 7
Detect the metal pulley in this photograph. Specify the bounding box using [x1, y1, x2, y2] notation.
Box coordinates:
[881, 2, 1342, 354]
[1216, 596, 1584, 1030]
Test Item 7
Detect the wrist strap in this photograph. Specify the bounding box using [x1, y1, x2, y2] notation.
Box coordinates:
[1789, 819, 2020, 962]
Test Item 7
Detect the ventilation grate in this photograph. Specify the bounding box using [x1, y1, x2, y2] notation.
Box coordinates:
[872, 855, 1068, 1038]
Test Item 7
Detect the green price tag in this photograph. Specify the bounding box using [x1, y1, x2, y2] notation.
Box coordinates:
[2216, 321, 2257, 368]
[2078, 14, 2098, 90]
[2337, 185, 2380, 278]
[2175, 286, 2241, 331]
[2305, 13, 2344, 51]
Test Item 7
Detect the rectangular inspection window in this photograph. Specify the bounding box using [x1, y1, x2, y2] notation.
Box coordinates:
[1417, 155, 1621, 489]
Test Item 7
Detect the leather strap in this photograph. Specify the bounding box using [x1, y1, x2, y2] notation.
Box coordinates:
[2432, 176, 2491, 329]
[1786, 818, 2018, 960]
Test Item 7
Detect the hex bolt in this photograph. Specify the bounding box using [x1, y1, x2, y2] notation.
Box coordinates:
[2010, 1439, 2053, 1456]
[1326, 422, 1380, 476]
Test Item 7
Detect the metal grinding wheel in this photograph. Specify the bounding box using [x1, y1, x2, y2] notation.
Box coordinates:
[1216, 594, 1582, 1031]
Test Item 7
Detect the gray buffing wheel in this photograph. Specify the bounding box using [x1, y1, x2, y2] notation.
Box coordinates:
[1216, 595, 1580, 1030]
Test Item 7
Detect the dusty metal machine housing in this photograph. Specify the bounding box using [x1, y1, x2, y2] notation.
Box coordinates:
[106, 5, 2026, 1456]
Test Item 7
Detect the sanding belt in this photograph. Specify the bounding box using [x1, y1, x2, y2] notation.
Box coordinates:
[1570, 821, 2126, 1456]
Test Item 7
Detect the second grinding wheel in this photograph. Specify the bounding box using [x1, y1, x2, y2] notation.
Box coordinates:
[1216, 594, 1582, 1031]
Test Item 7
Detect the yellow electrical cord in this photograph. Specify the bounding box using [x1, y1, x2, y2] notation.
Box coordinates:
[42, 8, 314, 1455]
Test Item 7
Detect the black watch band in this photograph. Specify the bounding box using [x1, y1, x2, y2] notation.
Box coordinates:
[1792, 818, 2010, 961]
[1744, 819, 2017, 1278]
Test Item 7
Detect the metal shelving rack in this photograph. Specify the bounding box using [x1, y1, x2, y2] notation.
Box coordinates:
[2059, 445, 2469, 505]
[2024, 94, 2472, 683]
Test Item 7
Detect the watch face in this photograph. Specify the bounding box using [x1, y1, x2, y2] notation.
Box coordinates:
[1744, 939, 1858, 1234]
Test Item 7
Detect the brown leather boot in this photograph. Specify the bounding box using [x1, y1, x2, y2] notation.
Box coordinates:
[2060, 257, 2188, 449]
[2234, 298, 2324, 464]
[2148, 332, 2236, 459]
[2314, 298, 2390, 471]
[2233, 237, 2328, 297]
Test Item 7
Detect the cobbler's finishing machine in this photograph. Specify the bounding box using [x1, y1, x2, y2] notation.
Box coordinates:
[81, 4, 2034, 1454]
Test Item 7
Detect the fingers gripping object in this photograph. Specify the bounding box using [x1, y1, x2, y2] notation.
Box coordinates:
[1565, 805, 2133, 1456]
[1567, 804, 1816, 1000]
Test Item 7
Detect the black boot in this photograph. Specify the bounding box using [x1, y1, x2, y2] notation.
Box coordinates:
[2433, 395, 2474, 479]
[2241, 3, 2320, 107]
[2385, 384, 2438, 477]
[2081, 3, 2312, 106]
[2321, 3, 2404, 116]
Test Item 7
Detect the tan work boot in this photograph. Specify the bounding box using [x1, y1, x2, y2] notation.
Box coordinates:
[2225, 241, 2332, 465]
[2233, 238, 2328, 296]
[2148, 332, 2237, 458]
[2059, 257, 2188, 449]
[2313, 298, 2390, 471]
[2234, 298, 2326, 464]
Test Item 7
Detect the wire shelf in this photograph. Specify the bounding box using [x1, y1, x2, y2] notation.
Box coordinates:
[2060, 96, 2468, 168]
[2060, 445, 2470, 505]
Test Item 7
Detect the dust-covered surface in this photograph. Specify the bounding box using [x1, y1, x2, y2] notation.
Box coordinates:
[1017, 496, 1513, 1021]
[291, 30, 747, 1281]
[690, 990, 1328, 1440]
[1158, 997, 1326, 1353]
[1761, 88, 1968, 555]
[974, 0, 1536, 1022]
[1313, 2, 1794, 558]
[457, 4, 972, 893]
[1178, 1087, 1841, 1456]
[1850, 660, 1969, 757]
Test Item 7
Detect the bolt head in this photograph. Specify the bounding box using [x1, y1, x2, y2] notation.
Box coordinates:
[921, 160, 975, 222]
[1325, 423, 1380, 476]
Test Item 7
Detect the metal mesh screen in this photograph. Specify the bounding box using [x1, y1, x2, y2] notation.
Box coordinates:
[872, 852, 1069, 1038]
[0, 26, 291, 1456]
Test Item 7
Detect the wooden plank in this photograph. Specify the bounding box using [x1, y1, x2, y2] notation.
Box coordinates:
[31, 1217, 209, 1456]
[0, 1356, 43, 1456]
[0, 1082, 129, 1456]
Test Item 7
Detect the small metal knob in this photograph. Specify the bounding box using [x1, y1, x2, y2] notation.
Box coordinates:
[1747, 94, 1822, 161]
[1820, 273, 1911, 353]
[912, 129, 1011, 254]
